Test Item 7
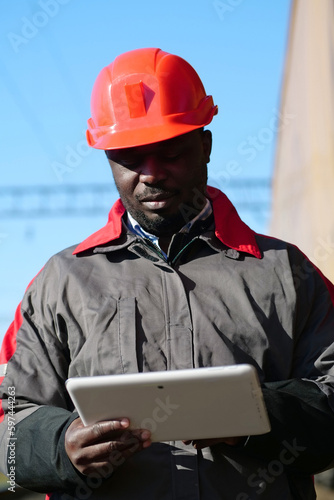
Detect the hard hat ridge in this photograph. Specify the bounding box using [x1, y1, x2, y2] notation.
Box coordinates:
[86, 48, 218, 150]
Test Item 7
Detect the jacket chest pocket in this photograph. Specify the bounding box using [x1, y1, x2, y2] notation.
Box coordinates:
[69, 296, 138, 377]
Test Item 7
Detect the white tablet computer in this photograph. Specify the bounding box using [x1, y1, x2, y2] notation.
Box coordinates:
[66, 364, 270, 442]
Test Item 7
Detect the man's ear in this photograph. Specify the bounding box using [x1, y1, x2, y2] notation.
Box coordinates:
[202, 129, 212, 163]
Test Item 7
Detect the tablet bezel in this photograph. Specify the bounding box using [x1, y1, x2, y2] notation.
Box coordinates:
[66, 364, 270, 442]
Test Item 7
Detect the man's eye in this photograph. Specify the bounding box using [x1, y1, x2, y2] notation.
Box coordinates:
[163, 153, 180, 161]
[120, 160, 139, 168]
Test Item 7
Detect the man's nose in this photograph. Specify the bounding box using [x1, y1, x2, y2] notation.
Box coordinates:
[139, 156, 168, 184]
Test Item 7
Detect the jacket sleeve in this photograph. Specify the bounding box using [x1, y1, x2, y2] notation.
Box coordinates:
[243, 245, 334, 475]
[243, 379, 334, 474]
[0, 265, 91, 494]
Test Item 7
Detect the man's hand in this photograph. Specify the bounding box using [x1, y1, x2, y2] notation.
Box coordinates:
[183, 437, 244, 449]
[65, 417, 151, 476]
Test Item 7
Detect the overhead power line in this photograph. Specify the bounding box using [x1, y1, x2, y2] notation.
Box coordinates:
[0, 181, 271, 218]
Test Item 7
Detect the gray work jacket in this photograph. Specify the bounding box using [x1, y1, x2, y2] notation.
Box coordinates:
[1, 188, 334, 499]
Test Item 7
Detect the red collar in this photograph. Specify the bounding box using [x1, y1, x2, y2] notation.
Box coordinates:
[73, 186, 261, 259]
[208, 186, 261, 259]
[73, 199, 125, 254]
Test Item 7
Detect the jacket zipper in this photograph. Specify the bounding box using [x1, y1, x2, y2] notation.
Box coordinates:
[142, 238, 167, 262]
[142, 236, 200, 266]
[169, 237, 199, 266]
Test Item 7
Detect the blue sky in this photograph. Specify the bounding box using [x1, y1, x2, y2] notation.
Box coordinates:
[0, 0, 291, 339]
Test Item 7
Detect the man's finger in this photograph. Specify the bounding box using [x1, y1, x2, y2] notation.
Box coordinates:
[90, 419, 130, 441]
[76, 418, 130, 444]
[65, 417, 130, 452]
[68, 430, 152, 475]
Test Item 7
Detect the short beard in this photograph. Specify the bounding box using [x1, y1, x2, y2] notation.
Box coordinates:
[114, 161, 208, 236]
[126, 208, 189, 236]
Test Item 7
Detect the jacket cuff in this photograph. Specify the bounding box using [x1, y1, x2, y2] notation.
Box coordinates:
[14, 407, 92, 494]
[243, 379, 334, 475]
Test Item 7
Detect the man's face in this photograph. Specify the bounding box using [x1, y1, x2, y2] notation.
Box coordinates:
[106, 129, 212, 236]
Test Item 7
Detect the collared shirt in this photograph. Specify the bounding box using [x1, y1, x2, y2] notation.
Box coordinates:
[126, 198, 213, 257]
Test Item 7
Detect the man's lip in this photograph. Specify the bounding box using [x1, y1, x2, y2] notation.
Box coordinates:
[139, 193, 177, 210]
[141, 199, 174, 210]
[139, 192, 176, 202]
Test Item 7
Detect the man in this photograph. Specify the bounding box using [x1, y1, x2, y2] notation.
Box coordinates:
[1, 47, 334, 499]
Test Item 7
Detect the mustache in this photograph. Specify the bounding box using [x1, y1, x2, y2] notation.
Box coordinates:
[136, 187, 178, 201]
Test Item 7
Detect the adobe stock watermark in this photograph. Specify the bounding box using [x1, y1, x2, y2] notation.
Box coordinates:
[208, 108, 295, 194]
[7, 0, 71, 53]
[6, 386, 16, 493]
[140, 395, 179, 433]
[64, 395, 180, 500]
[213, 0, 245, 21]
[52, 131, 92, 182]
[237, 108, 295, 163]
[236, 438, 306, 499]
[279, 233, 334, 295]
[312, 234, 334, 266]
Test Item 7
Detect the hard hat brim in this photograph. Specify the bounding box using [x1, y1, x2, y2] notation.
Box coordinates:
[87, 103, 218, 150]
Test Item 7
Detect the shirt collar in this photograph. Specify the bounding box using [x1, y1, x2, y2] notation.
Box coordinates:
[73, 187, 261, 259]
[126, 199, 212, 256]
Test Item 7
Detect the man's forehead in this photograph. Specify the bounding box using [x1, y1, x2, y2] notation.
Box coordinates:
[105, 130, 200, 157]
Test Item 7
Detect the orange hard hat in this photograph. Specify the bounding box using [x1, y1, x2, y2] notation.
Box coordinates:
[86, 48, 218, 150]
